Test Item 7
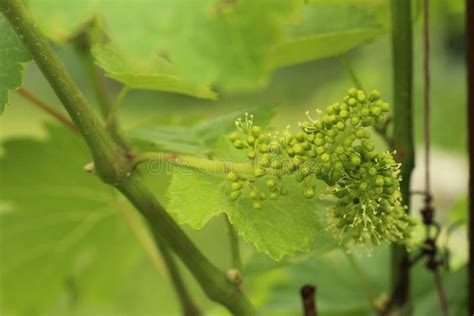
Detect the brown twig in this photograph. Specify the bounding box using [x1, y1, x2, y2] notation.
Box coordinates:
[300, 285, 317, 316]
[16, 87, 79, 133]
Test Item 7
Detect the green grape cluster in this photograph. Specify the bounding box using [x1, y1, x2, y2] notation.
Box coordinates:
[226, 89, 415, 246]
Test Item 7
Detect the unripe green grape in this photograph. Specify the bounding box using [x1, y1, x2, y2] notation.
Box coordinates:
[259, 192, 266, 200]
[233, 140, 244, 149]
[351, 116, 360, 126]
[381, 102, 390, 112]
[266, 179, 277, 189]
[287, 148, 296, 157]
[370, 106, 382, 116]
[374, 176, 384, 187]
[293, 143, 305, 155]
[334, 161, 343, 171]
[376, 115, 385, 123]
[359, 182, 368, 191]
[314, 137, 325, 146]
[228, 132, 240, 142]
[368, 167, 377, 176]
[336, 121, 346, 131]
[308, 149, 317, 157]
[295, 131, 306, 142]
[335, 146, 345, 155]
[305, 133, 315, 142]
[231, 182, 243, 191]
[355, 128, 366, 139]
[269, 142, 281, 154]
[253, 201, 262, 209]
[383, 177, 393, 186]
[259, 144, 269, 153]
[247, 135, 256, 145]
[301, 166, 310, 176]
[271, 159, 282, 169]
[230, 191, 241, 200]
[304, 187, 315, 199]
[339, 109, 349, 119]
[357, 90, 366, 102]
[254, 167, 266, 177]
[249, 191, 258, 199]
[328, 114, 337, 123]
[362, 140, 375, 152]
[326, 136, 335, 144]
[258, 134, 270, 143]
[327, 105, 335, 114]
[374, 187, 384, 194]
[227, 172, 238, 182]
[321, 153, 330, 162]
[369, 90, 381, 101]
[302, 142, 311, 151]
[348, 98, 357, 106]
[348, 88, 357, 97]
[251, 126, 262, 137]
[270, 192, 279, 200]
[247, 150, 256, 159]
[260, 157, 270, 167]
[280, 187, 289, 196]
[316, 146, 325, 155]
[351, 155, 361, 166]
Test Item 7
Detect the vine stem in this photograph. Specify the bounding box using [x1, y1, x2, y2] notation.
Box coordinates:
[389, 0, 415, 315]
[226, 216, 242, 271]
[0, 1, 255, 314]
[71, 30, 131, 152]
[72, 26, 201, 313]
[16, 88, 79, 133]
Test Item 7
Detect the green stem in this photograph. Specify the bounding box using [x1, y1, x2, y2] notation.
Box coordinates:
[71, 30, 130, 152]
[0, 1, 255, 314]
[134, 152, 252, 174]
[155, 238, 203, 316]
[226, 216, 242, 271]
[117, 175, 255, 315]
[389, 0, 415, 314]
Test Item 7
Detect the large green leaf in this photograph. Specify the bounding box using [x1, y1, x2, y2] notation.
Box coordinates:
[165, 136, 327, 261]
[0, 15, 31, 114]
[93, 44, 217, 100]
[27, 0, 388, 92]
[270, 2, 388, 68]
[0, 125, 182, 315]
[129, 107, 275, 155]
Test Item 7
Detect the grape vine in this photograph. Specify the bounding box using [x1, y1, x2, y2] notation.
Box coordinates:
[227, 88, 415, 246]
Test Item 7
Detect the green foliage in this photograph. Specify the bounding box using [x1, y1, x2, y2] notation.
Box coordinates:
[93, 44, 217, 99]
[27, 0, 388, 93]
[167, 161, 324, 261]
[129, 107, 275, 155]
[227, 89, 415, 246]
[0, 15, 31, 114]
[0, 125, 181, 315]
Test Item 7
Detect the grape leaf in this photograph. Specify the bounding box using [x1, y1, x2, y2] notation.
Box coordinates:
[0, 15, 31, 114]
[129, 106, 275, 155]
[270, 2, 388, 68]
[165, 136, 327, 261]
[0, 125, 181, 315]
[27, 0, 388, 92]
[93, 44, 217, 100]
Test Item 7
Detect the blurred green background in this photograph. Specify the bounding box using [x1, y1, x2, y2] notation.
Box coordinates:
[0, 0, 469, 315]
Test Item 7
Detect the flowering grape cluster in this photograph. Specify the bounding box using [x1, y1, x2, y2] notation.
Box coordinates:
[226, 88, 415, 246]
